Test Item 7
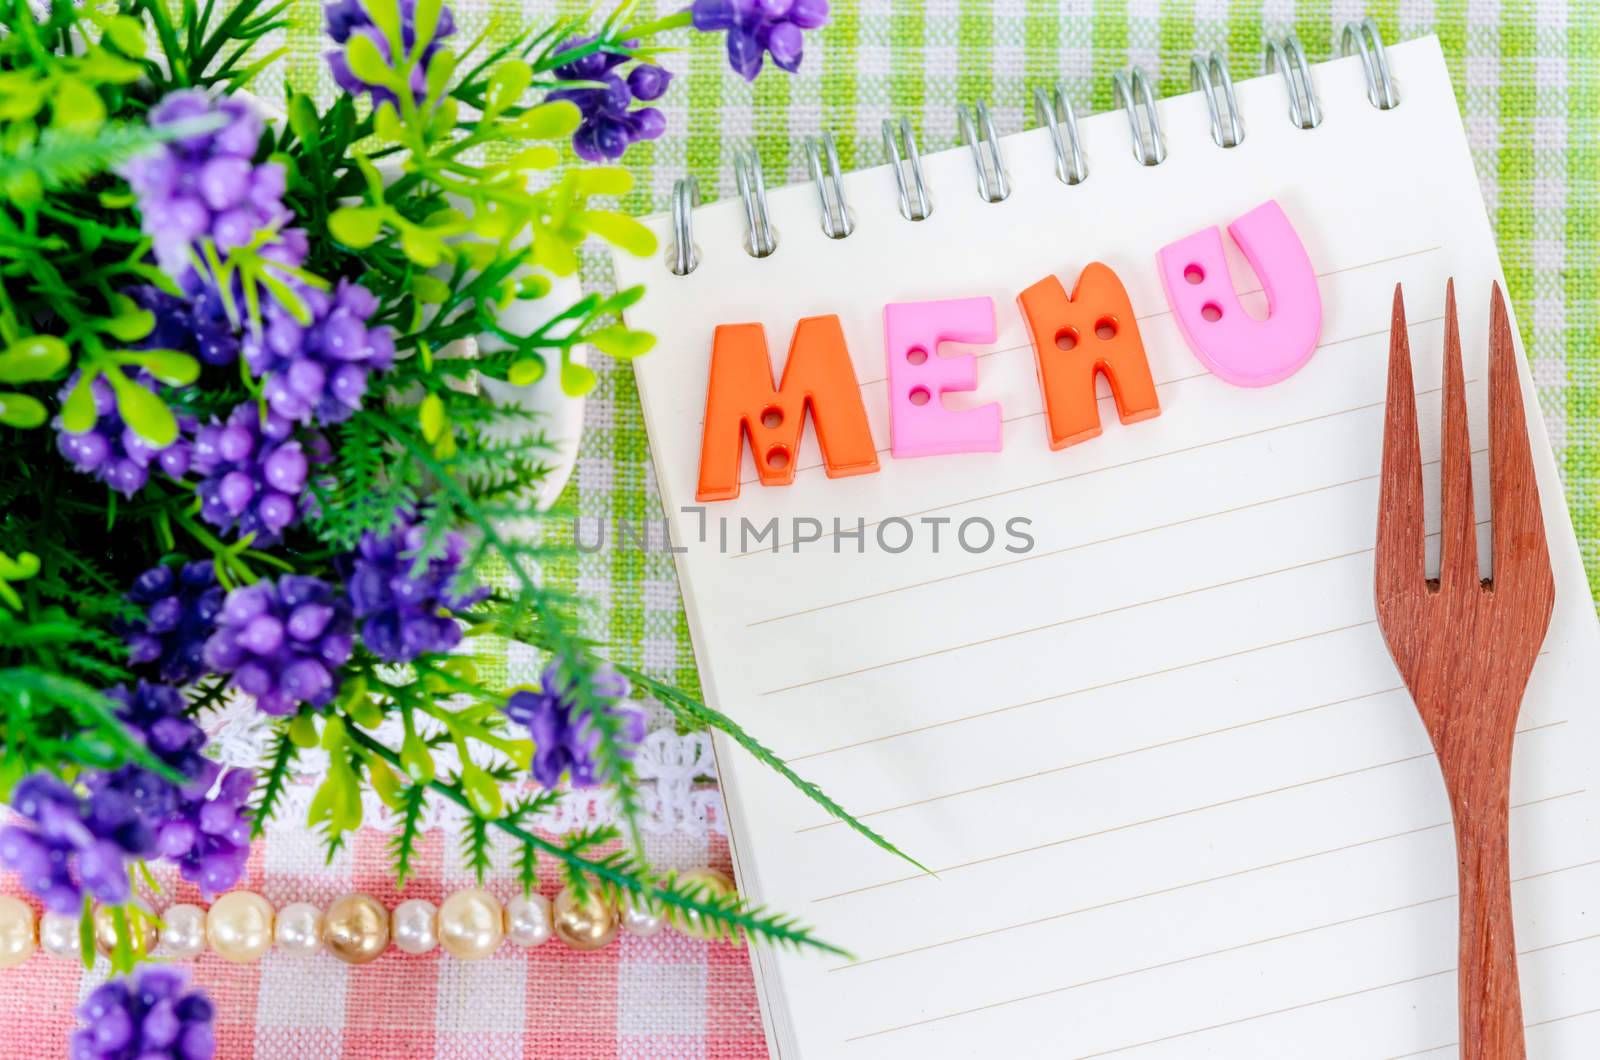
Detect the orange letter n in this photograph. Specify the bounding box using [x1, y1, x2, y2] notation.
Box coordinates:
[1017, 263, 1161, 450]
[697, 315, 880, 502]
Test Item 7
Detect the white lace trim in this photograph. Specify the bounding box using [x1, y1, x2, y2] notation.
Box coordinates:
[203, 698, 726, 838]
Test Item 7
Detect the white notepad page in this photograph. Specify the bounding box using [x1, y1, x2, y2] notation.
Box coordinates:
[614, 37, 1600, 1059]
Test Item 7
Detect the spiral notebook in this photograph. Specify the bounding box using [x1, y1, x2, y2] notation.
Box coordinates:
[613, 33, 1600, 1059]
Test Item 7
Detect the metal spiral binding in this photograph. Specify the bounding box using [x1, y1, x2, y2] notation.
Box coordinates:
[1264, 31, 1322, 129]
[1191, 52, 1245, 148]
[1342, 16, 1400, 109]
[669, 176, 699, 276]
[958, 101, 1010, 203]
[732, 149, 776, 257]
[804, 132, 854, 238]
[1112, 68, 1166, 166]
[1033, 84, 1088, 185]
[882, 117, 932, 221]
[667, 18, 1407, 274]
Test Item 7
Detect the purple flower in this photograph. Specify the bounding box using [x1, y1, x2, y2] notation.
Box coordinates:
[106, 684, 254, 895]
[549, 38, 670, 162]
[502, 661, 645, 788]
[72, 967, 215, 1060]
[129, 279, 241, 368]
[324, 0, 457, 106]
[189, 404, 319, 543]
[0, 774, 112, 912]
[120, 91, 302, 283]
[690, 0, 828, 80]
[53, 372, 190, 498]
[120, 562, 226, 685]
[343, 511, 489, 662]
[203, 575, 352, 716]
[243, 279, 395, 426]
[106, 683, 211, 783]
[159, 765, 254, 896]
[0, 686, 254, 911]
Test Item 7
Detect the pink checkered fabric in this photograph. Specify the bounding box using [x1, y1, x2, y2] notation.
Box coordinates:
[0, 829, 764, 1059]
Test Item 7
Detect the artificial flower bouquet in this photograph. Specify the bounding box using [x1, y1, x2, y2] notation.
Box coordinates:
[0, 0, 914, 1052]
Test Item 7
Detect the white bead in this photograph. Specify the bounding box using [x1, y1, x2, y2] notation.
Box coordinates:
[39, 911, 80, 959]
[159, 904, 207, 959]
[504, 894, 552, 947]
[620, 896, 664, 937]
[274, 902, 324, 956]
[391, 899, 438, 955]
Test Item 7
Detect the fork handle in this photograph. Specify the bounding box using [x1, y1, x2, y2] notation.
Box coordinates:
[1451, 781, 1525, 1060]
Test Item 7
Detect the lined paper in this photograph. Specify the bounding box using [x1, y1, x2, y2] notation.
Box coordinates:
[614, 38, 1600, 1059]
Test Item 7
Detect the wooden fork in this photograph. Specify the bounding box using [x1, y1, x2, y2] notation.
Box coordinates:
[1375, 280, 1554, 1060]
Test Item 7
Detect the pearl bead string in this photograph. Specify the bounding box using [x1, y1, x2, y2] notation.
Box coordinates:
[0, 869, 736, 968]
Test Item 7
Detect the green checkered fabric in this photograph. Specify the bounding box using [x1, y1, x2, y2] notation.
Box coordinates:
[279, 0, 1599, 686]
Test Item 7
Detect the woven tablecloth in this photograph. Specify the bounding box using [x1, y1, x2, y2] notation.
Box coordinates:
[3, 0, 1597, 1056]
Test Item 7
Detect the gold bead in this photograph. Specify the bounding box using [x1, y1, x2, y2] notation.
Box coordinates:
[671, 868, 737, 941]
[93, 904, 158, 958]
[206, 891, 274, 963]
[322, 893, 389, 965]
[437, 888, 503, 961]
[552, 887, 618, 951]
[0, 897, 35, 968]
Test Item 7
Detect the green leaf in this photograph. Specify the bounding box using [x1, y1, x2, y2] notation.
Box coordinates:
[330, 206, 386, 248]
[506, 357, 544, 386]
[572, 166, 633, 196]
[373, 103, 403, 144]
[418, 392, 447, 442]
[102, 310, 154, 342]
[517, 273, 552, 299]
[107, 371, 177, 447]
[399, 730, 435, 784]
[101, 16, 148, 57]
[508, 146, 559, 171]
[288, 93, 320, 148]
[581, 211, 658, 257]
[461, 764, 504, 819]
[59, 370, 99, 432]
[424, 49, 456, 103]
[0, 77, 46, 122]
[0, 552, 39, 580]
[587, 325, 655, 360]
[0, 392, 46, 428]
[400, 225, 446, 267]
[411, 274, 450, 303]
[412, 0, 444, 57]
[516, 100, 581, 140]
[52, 78, 105, 132]
[120, 349, 200, 386]
[0, 336, 70, 383]
[363, 0, 405, 58]
[559, 360, 596, 397]
[289, 711, 320, 749]
[487, 60, 532, 113]
[344, 34, 398, 90]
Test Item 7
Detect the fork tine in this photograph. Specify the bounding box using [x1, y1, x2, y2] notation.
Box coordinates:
[1487, 282, 1553, 598]
[1439, 279, 1481, 592]
[1376, 284, 1426, 607]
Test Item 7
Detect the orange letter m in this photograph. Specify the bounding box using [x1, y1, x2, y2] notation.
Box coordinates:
[697, 315, 880, 502]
